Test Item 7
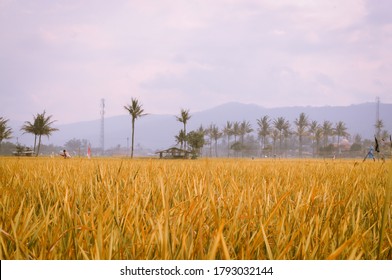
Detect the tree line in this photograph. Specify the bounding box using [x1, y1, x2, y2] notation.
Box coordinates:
[192, 118, 390, 158]
[1, 98, 391, 158]
[123, 98, 389, 158]
[170, 107, 391, 159]
[0, 112, 58, 156]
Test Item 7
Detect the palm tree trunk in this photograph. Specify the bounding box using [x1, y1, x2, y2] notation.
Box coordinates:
[131, 118, 135, 158]
[215, 139, 218, 157]
[337, 135, 341, 156]
[241, 135, 244, 157]
[36, 135, 42, 156]
[279, 134, 283, 156]
[299, 135, 302, 157]
[227, 135, 230, 157]
[183, 123, 187, 150]
[33, 134, 37, 153]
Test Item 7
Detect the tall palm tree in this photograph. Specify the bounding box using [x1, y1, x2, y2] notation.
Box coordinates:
[294, 112, 309, 157]
[176, 109, 191, 150]
[231, 121, 241, 157]
[282, 121, 291, 157]
[239, 120, 253, 146]
[237, 120, 253, 157]
[257, 116, 271, 156]
[314, 127, 323, 157]
[232, 121, 240, 143]
[271, 129, 279, 156]
[0, 117, 13, 153]
[335, 121, 349, 155]
[21, 111, 58, 156]
[308, 120, 319, 157]
[21, 115, 38, 153]
[124, 98, 147, 158]
[273, 117, 287, 156]
[223, 121, 233, 157]
[322, 120, 333, 148]
[209, 124, 222, 157]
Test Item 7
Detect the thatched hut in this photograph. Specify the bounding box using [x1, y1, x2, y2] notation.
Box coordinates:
[156, 147, 191, 159]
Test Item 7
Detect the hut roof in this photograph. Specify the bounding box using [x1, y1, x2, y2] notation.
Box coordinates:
[156, 147, 190, 154]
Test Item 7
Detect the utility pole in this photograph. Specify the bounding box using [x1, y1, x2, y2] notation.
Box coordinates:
[100, 98, 105, 156]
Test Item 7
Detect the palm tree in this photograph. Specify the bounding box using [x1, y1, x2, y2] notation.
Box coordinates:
[308, 120, 319, 157]
[271, 129, 279, 156]
[175, 129, 186, 150]
[223, 121, 233, 157]
[124, 98, 147, 158]
[21, 111, 58, 156]
[231, 121, 241, 157]
[232, 121, 240, 143]
[238, 121, 252, 157]
[0, 117, 13, 153]
[294, 112, 309, 157]
[314, 127, 323, 157]
[176, 109, 191, 150]
[257, 116, 271, 156]
[205, 125, 212, 156]
[209, 124, 222, 157]
[21, 115, 38, 153]
[282, 121, 291, 157]
[273, 117, 287, 156]
[335, 121, 349, 156]
[321, 120, 334, 148]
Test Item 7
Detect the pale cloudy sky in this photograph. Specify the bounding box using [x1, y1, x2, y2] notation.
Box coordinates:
[1, 0, 392, 124]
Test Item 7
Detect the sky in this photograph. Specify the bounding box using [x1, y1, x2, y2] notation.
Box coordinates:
[1, 0, 392, 124]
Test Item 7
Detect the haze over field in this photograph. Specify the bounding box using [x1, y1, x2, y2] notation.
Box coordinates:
[1, 0, 392, 126]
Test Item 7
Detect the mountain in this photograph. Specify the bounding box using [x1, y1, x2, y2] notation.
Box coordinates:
[10, 102, 392, 151]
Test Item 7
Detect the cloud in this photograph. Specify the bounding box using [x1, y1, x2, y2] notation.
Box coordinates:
[1, 0, 392, 126]
[365, 0, 392, 25]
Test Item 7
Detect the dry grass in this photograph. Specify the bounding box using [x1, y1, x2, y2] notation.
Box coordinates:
[0, 157, 391, 260]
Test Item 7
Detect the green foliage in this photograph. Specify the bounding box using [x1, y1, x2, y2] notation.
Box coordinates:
[350, 143, 362, 152]
[20, 111, 58, 156]
[0, 117, 13, 143]
[187, 130, 205, 157]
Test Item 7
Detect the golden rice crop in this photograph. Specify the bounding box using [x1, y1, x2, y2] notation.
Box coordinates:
[0, 157, 390, 260]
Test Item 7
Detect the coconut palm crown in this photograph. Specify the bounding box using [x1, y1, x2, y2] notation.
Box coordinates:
[124, 98, 147, 158]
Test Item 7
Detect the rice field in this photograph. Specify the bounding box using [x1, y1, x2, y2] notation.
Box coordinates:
[0, 157, 391, 260]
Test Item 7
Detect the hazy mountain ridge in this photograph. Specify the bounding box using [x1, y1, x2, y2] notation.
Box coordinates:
[10, 102, 392, 150]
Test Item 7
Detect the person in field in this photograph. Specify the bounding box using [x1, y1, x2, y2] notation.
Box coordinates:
[60, 149, 71, 158]
[363, 145, 375, 162]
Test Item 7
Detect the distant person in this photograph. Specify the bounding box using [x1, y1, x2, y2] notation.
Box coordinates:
[60, 149, 71, 159]
[87, 145, 91, 159]
[363, 146, 375, 162]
